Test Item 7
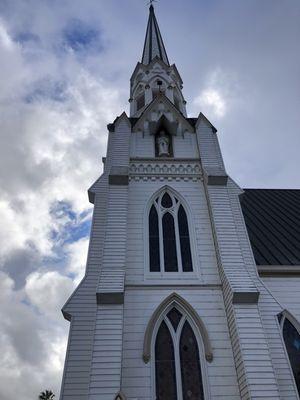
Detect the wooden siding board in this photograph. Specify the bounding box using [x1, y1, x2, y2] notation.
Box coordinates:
[121, 288, 240, 399]
[228, 179, 299, 399]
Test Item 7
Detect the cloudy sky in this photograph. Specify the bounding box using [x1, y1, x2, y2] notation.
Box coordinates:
[0, 0, 299, 398]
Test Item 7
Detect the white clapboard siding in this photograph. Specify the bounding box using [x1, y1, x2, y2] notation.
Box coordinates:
[89, 114, 131, 396]
[60, 114, 132, 400]
[126, 179, 220, 285]
[172, 131, 199, 158]
[227, 179, 299, 399]
[60, 175, 109, 400]
[130, 130, 199, 159]
[206, 182, 282, 399]
[88, 304, 124, 400]
[121, 288, 240, 399]
[262, 277, 300, 322]
[195, 118, 285, 399]
[196, 119, 225, 173]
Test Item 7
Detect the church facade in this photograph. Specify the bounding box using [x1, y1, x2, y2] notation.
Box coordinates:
[60, 6, 300, 400]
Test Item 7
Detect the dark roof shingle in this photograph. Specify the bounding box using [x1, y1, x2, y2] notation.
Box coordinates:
[241, 189, 300, 265]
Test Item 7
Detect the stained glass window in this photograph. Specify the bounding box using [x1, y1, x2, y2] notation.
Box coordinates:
[155, 321, 178, 400]
[180, 321, 205, 400]
[162, 192, 173, 208]
[282, 318, 300, 394]
[167, 307, 182, 331]
[163, 212, 178, 272]
[148, 191, 193, 273]
[178, 205, 193, 272]
[149, 205, 160, 272]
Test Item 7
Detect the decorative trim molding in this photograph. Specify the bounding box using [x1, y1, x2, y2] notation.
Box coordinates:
[278, 310, 300, 335]
[131, 157, 199, 162]
[143, 292, 213, 363]
[130, 176, 201, 182]
[125, 283, 222, 289]
[129, 162, 202, 180]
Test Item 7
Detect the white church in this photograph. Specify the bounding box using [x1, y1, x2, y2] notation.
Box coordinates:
[59, 5, 300, 400]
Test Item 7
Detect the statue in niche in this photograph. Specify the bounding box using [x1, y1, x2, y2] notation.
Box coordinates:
[156, 130, 170, 157]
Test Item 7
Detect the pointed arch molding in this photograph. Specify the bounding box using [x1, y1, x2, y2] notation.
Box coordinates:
[143, 293, 213, 363]
[114, 391, 126, 400]
[280, 309, 300, 334]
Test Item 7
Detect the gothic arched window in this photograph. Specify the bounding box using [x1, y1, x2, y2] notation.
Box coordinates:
[148, 191, 193, 273]
[278, 312, 300, 394]
[155, 307, 205, 400]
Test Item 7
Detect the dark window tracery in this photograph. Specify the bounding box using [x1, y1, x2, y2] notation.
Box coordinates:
[155, 310, 205, 400]
[180, 321, 205, 400]
[163, 212, 178, 272]
[148, 191, 193, 273]
[280, 315, 300, 394]
[155, 321, 177, 400]
[178, 205, 193, 272]
[167, 307, 182, 331]
[149, 205, 160, 272]
[162, 192, 173, 208]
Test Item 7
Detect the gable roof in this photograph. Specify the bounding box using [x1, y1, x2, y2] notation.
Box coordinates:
[132, 93, 194, 133]
[241, 189, 300, 265]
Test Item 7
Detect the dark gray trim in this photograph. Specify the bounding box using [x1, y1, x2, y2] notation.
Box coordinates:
[97, 292, 124, 305]
[258, 265, 300, 276]
[107, 123, 115, 132]
[109, 166, 129, 186]
[62, 309, 72, 321]
[232, 291, 260, 304]
[88, 189, 95, 204]
[206, 175, 228, 186]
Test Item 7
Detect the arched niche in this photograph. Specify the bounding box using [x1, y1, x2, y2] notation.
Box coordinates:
[150, 115, 176, 157]
[143, 292, 213, 363]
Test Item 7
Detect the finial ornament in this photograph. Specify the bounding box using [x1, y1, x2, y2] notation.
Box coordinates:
[147, 0, 157, 7]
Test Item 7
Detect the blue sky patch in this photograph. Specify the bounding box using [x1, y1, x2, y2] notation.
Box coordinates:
[62, 18, 103, 53]
[24, 78, 67, 103]
[50, 201, 92, 247]
[14, 31, 40, 44]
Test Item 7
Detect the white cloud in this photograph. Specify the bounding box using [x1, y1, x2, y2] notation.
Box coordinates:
[65, 237, 89, 284]
[0, 272, 69, 399]
[0, 4, 123, 399]
[194, 88, 226, 118]
[25, 271, 75, 318]
[0, 20, 14, 50]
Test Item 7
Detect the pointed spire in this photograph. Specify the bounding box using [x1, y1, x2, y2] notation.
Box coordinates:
[142, 5, 170, 66]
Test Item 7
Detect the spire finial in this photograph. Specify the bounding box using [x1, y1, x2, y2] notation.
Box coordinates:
[147, 0, 157, 8]
[142, 0, 169, 66]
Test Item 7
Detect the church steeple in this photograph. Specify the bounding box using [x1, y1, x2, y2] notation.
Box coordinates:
[129, 5, 186, 118]
[142, 5, 170, 66]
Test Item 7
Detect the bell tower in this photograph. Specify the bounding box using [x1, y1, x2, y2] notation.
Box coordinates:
[60, 5, 299, 400]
